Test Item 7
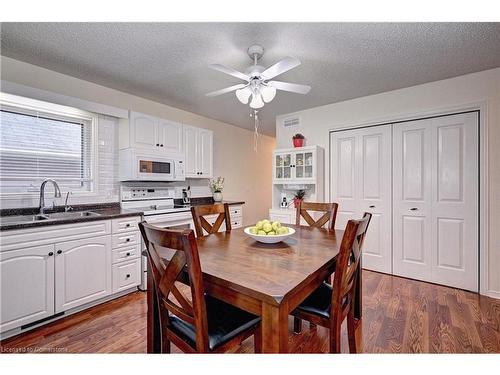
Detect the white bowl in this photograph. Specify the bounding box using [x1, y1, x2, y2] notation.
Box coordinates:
[243, 226, 295, 244]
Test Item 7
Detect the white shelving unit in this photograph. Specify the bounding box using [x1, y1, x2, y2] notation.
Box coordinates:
[269, 145, 324, 224]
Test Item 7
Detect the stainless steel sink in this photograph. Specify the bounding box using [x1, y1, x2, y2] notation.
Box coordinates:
[0, 214, 49, 225]
[0, 211, 101, 226]
[45, 211, 101, 219]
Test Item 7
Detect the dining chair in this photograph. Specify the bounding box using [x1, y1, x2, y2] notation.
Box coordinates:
[295, 201, 339, 230]
[139, 222, 262, 353]
[291, 212, 372, 353]
[191, 203, 232, 237]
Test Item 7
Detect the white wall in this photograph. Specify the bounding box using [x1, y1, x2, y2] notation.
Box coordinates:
[0, 56, 276, 225]
[276, 67, 500, 297]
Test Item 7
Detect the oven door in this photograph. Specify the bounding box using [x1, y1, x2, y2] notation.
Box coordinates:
[136, 156, 174, 181]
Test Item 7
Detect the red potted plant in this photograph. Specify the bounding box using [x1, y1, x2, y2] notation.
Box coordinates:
[292, 133, 305, 148]
[293, 189, 306, 208]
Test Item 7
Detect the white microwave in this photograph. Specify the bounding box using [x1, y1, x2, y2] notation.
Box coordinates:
[119, 149, 185, 181]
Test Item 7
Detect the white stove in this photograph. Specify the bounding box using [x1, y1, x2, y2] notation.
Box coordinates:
[121, 186, 195, 290]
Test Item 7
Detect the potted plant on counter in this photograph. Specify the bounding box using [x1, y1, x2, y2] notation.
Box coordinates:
[292, 133, 305, 148]
[209, 177, 225, 202]
[293, 189, 306, 208]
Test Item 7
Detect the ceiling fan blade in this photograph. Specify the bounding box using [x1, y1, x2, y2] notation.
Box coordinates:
[268, 80, 311, 94]
[205, 83, 247, 97]
[208, 64, 250, 82]
[261, 57, 301, 80]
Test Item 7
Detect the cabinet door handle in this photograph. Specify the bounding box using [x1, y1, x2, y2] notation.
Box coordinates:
[48, 252, 54, 256]
[126, 252, 131, 256]
[126, 238, 130, 242]
[57, 250, 62, 255]
[410, 207, 418, 211]
[125, 223, 131, 227]
[126, 274, 131, 278]
[160, 144, 164, 147]
[369, 205, 375, 208]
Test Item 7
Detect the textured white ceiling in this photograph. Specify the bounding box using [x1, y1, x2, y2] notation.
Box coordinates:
[1, 23, 499, 135]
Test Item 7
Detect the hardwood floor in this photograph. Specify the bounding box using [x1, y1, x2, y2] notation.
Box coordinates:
[1, 271, 499, 353]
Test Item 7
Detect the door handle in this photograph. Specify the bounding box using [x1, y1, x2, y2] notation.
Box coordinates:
[369, 205, 375, 208]
[410, 207, 418, 211]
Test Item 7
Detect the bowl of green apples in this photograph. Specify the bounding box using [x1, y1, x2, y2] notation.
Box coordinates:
[244, 219, 295, 244]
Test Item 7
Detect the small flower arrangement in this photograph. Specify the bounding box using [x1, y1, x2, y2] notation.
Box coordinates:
[209, 177, 225, 193]
[293, 189, 306, 208]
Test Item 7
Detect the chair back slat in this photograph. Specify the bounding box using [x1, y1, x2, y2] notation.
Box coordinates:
[139, 222, 210, 352]
[331, 212, 372, 312]
[296, 201, 339, 230]
[191, 203, 232, 237]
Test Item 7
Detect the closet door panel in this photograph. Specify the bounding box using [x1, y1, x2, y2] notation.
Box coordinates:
[358, 126, 392, 273]
[393, 120, 432, 280]
[430, 112, 478, 291]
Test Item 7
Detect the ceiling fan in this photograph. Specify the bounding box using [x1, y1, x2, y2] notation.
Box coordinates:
[206, 45, 311, 109]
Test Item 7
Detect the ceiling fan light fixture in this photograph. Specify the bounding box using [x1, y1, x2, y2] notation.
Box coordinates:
[261, 85, 276, 103]
[235, 86, 252, 104]
[249, 93, 264, 109]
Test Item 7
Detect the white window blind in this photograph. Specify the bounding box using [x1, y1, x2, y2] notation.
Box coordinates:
[0, 105, 94, 194]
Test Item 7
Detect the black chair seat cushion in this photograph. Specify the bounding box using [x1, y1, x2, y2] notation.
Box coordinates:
[169, 295, 260, 351]
[296, 282, 333, 319]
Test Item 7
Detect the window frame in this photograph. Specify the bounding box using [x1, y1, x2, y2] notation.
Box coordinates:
[0, 92, 99, 199]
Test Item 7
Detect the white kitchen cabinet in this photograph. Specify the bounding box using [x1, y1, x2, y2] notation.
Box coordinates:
[158, 119, 184, 154]
[55, 236, 112, 313]
[0, 244, 55, 332]
[184, 125, 213, 178]
[273, 146, 322, 183]
[128, 111, 183, 153]
[269, 209, 294, 224]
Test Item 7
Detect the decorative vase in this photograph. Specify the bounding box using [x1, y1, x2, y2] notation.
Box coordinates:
[213, 192, 223, 202]
[293, 138, 304, 148]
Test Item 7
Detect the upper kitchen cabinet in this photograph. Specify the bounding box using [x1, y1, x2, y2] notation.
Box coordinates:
[273, 145, 323, 183]
[184, 125, 213, 178]
[120, 111, 183, 154]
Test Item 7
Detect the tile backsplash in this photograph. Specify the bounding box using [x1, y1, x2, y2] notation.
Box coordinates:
[1, 115, 212, 209]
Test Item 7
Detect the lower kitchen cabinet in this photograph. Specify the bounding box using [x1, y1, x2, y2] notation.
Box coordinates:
[112, 258, 141, 293]
[0, 217, 142, 337]
[0, 244, 55, 332]
[55, 236, 112, 313]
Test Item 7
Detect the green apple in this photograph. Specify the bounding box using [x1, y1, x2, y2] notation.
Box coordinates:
[249, 227, 258, 234]
[272, 221, 281, 231]
[257, 230, 266, 235]
[263, 223, 273, 233]
[267, 231, 276, 236]
[278, 227, 289, 235]
[256, 221, 264, 230]
[262, 219, 270, 225]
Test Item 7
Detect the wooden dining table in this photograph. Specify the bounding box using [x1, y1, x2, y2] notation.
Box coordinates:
[147, 224, 362, 353]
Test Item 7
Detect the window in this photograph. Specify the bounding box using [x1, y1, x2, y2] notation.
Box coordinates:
[0, 94, 97, 196]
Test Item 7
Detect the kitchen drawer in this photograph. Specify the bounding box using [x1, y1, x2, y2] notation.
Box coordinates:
[228, 205, 243, 218]
[112, 244, 141, 264]
[112, 258, 141, 293]
[112, 231, 140, 249]
[230, 218, 242, 228]
[112, 216, 141, 234]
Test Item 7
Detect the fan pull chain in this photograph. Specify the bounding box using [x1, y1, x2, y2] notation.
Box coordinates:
[252, 110, 260, 152]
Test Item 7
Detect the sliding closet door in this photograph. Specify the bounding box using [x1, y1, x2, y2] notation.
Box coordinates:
[330, 125, 392, 273]
[393, 112, 478, 291]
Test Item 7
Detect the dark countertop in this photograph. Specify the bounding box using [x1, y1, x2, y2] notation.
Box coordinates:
[0, 203, 143, 232]
[0, 199, 245, 231]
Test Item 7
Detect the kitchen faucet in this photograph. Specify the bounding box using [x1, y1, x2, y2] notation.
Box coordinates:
[39, 179, 62, 215]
